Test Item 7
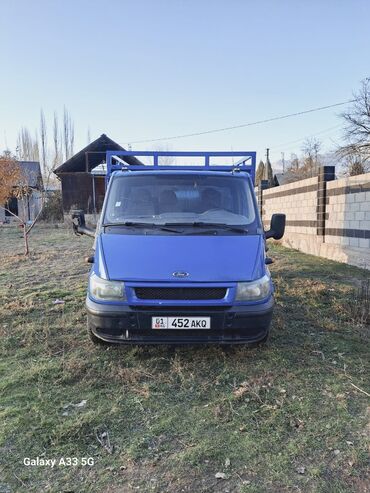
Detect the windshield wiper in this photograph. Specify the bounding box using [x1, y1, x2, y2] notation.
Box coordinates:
[164, 222, 248, 234]
[194, 222, 248, 233]
[103, 222, 183, 233]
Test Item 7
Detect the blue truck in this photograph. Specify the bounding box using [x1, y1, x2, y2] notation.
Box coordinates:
[72, 150, 285, 345]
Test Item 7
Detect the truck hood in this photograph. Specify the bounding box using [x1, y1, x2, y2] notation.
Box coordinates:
[100, 233, 264, 283]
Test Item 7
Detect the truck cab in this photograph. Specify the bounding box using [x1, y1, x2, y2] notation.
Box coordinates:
[72, 151, 285, 345]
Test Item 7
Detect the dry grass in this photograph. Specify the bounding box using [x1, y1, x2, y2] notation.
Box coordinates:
[0, 225, 369, 493]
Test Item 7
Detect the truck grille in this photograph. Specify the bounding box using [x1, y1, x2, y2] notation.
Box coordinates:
[134, 287, 227, 300]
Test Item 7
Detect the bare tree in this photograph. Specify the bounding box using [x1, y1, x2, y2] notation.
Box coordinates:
[62, 106, 75, 161]
[16, 127, 39, 161]
[283, 144, 322, 183]
[340, 152, 368, 176]
[40, 109, 48, 174]
[1, 107, 77, 254]
[17, 108, 73, 170]
[52, 111, 61, 170]
[301, 137, 321, 176]
[338, 79, 370, 175]
[63, 107, 69, 160]
[70, 119, 75, 157]
[283, 137, 322, 182]
[289, 153, 299, 170]
[151, 144, 175, 165]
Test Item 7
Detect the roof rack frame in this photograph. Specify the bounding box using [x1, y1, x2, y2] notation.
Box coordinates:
[105, 150, 256, 185]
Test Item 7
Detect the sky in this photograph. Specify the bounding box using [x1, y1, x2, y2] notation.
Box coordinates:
[1, 0, 369, 165]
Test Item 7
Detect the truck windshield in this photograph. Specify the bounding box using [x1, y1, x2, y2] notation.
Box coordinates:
[104, 174, 256, 226]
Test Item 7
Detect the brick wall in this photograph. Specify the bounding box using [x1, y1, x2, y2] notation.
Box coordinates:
[263, 176, 318, 235]
[325, 173, 370, 251]
[259, 169, 370, 270]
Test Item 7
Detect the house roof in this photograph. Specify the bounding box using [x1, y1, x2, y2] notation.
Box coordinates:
[273, 171, 297, 186]
[19, 161, 43, 189]
[54, 134, 143, 175]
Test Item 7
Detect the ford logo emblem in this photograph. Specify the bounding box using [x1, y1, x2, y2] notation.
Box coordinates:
[172, 271, 189, 278]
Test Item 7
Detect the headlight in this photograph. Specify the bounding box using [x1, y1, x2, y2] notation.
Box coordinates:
[236, 274, 271, 301]
[89, 272, 126, 301]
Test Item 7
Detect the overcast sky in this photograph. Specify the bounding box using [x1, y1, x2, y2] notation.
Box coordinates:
[1, 0, 369, 164]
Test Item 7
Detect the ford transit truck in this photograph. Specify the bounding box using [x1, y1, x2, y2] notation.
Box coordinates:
[72, 151, 285, 345]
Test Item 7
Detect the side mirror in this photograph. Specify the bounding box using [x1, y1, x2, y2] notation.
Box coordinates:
[71, 210, 95, 238]
[265, 213, 285, 240]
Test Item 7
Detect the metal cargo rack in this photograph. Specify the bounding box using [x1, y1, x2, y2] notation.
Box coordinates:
[105, 150, 256, 186]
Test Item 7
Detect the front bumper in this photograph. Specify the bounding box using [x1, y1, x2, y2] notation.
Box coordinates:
[86, 296, 274, 345]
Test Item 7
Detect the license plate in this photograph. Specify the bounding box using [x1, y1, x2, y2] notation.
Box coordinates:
[152, 316, 211, 329]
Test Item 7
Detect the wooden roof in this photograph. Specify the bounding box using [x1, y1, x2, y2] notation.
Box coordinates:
[19, 161, 43, 188]
[54, 134, 142, 175]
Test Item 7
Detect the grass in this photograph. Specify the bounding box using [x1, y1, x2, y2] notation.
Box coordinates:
[0, 224, 369, 493]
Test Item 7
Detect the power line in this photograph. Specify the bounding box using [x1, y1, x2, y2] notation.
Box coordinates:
[270, 124, 343, 152]
[125, 99, 355, 145]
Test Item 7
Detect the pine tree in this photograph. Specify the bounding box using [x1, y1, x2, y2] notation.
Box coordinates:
[265, 157, 274, 187]
[255, 160, 265, 186]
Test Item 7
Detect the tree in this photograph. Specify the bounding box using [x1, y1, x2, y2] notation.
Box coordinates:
[301, 137, 321, 176]
[338, 79, 370, 174]
[0, 154, 21, 205]
[289, 153, 299, 170]
[284, 138, 322, 182]
[16, 127, 39, 161]
[342, 152, 367, 176]
[0, 151, 57, 255]
[52, 111, 61, 170]
[17, 109, 70, 173]
[152, 144, 175, 165]
[62, 106, 74, 161]
[40, 109, 48, 174]
[17, 109, 70, 183]
[1, 111, 63, 255]
[1, 107, 76, 254]
[0, 154, 34, 254]
[264, 157, 274, 187]
[255, 160, 265, 185]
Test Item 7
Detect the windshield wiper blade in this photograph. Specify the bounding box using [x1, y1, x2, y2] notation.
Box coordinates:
[193, 222, 248, 233]
[188, 229, 219, 236]
[104, 221, 154, 227]
[103, 222, 183, 233]
[158, 226, 184, 233]
[164, 222, 248, 234]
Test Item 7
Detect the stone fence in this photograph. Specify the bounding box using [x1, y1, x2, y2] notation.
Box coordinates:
[258, 167, 370, 270]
